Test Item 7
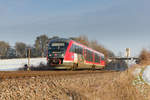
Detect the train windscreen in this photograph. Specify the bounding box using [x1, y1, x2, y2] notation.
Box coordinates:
[48, 42, 69, 54]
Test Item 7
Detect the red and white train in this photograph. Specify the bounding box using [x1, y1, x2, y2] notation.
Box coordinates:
[47, 38, 105, 70]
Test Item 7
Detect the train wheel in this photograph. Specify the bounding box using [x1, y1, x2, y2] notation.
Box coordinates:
[92, 65, 96, 71]
[72, 63, 78, 71]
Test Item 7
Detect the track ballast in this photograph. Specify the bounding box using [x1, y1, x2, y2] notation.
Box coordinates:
[0, 70, 119, 79]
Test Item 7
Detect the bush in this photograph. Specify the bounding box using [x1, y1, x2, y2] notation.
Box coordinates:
[139, 49, 150, 65]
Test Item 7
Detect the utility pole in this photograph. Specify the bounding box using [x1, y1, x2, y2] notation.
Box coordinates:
[126, 48, 130, 71]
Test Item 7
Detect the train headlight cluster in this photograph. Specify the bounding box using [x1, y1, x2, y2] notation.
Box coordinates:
[62, 54, 64, 57]
[72, 55, 74, 58]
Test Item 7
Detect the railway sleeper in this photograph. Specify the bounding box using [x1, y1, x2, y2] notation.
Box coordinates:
[92, 65, 96, 71]
[71, 63, 78, 71]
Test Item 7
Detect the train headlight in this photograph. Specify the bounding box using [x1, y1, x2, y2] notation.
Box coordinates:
[62, 54, 64, 57]
[72, 55, 74, 58]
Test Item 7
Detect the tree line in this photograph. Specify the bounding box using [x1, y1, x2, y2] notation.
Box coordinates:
[0, 35, 54, 59]
[0, 35, 115, 59]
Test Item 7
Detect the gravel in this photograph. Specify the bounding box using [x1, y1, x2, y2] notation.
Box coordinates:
[0, 72, 119, 100]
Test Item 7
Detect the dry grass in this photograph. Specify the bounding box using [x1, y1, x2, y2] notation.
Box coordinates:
[54, 69, 146, 100]
[110, 71, 143, 100]
[84, 71, 144, 100]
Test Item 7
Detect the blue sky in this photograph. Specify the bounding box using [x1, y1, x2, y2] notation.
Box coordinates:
[0, 0, 150, 56]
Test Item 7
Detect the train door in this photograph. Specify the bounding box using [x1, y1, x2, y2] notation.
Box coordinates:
[77, 46, 85, 67]
[78, 54, 84, 66]
[74, 53, 78, 63]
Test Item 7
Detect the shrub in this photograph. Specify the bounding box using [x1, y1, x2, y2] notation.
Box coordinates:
[139, 49, 150, 65]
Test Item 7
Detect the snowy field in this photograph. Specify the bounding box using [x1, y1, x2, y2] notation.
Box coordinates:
[0, 58, 47, 71]
[133, 65, 150, 85]
[142, 66, 150, 85]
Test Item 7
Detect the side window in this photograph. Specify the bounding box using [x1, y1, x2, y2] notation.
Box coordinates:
[75, 45, 79, 53]
[95, 53, 100, 63]
[71, 44, 83, 55]
[86, 49, 89, 61]
[69, 44, 86, 56]
[86, 49, 93, 62]
[84, 48, 86, 58]
[78, 46, 83, 55]
[89, 51, 93, 62]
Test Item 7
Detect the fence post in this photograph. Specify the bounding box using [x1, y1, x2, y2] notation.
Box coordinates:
[27, 48, 31, 71]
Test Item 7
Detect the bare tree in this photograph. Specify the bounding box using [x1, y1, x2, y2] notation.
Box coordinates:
[139, 49, 150, 64]
[15, 42, 27, 58]
[34, 35, 49, 57]
[90, 40, 110, 58]
[70, 35, 89, 46]
[7, 47, 17, 58]
[0, 41, 10, 58]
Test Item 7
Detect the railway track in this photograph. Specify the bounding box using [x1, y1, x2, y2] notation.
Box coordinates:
[0, 70, 119, 79]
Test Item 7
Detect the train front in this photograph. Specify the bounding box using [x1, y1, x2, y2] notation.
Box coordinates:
[47, 38, 70, 68]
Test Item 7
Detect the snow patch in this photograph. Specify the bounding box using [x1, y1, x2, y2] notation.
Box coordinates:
[142, 66, 150, 85]
[0, 58, 47, 71]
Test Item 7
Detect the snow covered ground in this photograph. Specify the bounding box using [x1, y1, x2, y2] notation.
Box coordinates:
[142, 66, 150, 85]
[133, 65, 150, 85]
[0, 58, 47, 71]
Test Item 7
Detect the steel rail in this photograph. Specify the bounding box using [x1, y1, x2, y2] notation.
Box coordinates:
[0, 70, 119, 79]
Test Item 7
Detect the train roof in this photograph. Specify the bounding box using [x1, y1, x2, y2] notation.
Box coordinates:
[49, 38, 71, 43]
[70, 40, 104, 57]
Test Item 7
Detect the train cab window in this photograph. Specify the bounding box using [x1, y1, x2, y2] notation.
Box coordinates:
[70, 44, 75, 53]
[101, 56, 105, 61]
